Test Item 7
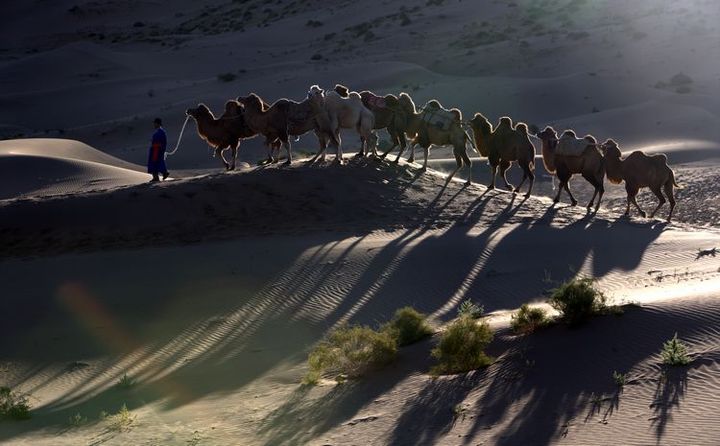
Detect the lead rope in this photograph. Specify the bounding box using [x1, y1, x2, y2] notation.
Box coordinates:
[165, 115, 190, 159]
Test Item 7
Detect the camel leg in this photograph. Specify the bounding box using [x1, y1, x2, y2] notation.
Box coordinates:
[355, 135, 366, 158]
[334, 131, 343, 164]
[368, 131, 378, 157]
[381, 130, 400, 159]
[421, 145, 429, 171]
[499, 159, 513, 191]
[626, 184, 645, 217]
[595, 180, 605, 211]
[281, 137, 292, 165]
[229, 144, 238, 171]
[517, 161, 535, 198]
[563, 181, 578, 206]
[648, 186, 666, 219]
[394, 139, 410, 163]
[458, 146, 472, 185]
[664, 180, 676, 222]
[581, 173, 600, 209]
[488, 164, 498, 190]
[217, 147, 230, 170]
[553, 180, 564, 203]
[408, 144, 416, 163]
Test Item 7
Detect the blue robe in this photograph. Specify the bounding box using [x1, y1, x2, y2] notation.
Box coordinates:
[147, 127, 168, 174]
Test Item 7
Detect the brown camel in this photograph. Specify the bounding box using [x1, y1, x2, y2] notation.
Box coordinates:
[334, 84, 409, 157]
[468, 114, 536, 197]
[248, 94, 332, 164]
[392, 96, 475, 183]
[237, 93, 331, 165]
[602, 139, 680, 221]
[307, 85, 376, 163]
[186, 101, 258, 170]
[536, 127, 605, 210]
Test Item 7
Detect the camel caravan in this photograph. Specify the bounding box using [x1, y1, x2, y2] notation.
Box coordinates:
[185, 84, 680, 222]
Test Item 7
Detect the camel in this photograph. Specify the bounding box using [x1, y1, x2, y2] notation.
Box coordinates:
[247, 94, 332, 164]
[333, 84, 409, 157]
[601, 139, 680, 221]
[306, 85, 377, 163]
[237, 93, 330, 165]
[186, 101, 261, 170]
[391, 96, 475, 183]
[536, 127, 605, 210]
[468, 114, 536, 197]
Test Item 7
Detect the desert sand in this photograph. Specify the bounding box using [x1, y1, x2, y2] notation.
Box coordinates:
[1, 0, 720, 445]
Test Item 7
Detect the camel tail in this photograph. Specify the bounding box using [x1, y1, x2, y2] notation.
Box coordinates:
[670, 170, 682, 189]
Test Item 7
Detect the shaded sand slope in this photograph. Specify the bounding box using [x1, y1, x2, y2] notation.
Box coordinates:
[0, 138, 147, 199]
[1, 159, 719, 444]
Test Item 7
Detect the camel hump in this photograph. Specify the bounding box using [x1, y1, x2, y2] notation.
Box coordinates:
[384, 95, 399, 108]
[651, 152, 669, 164]
[499, 116, 513, 128]
[515, 122, 528, 134]
[348, 91, 362, 101]
[450, 108, 462, 121]
[334, 84, 350, 98]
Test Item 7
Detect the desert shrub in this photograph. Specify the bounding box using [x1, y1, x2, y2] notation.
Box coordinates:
[116, 373, 136, 389]
[548, 277, 606, 325]
[661, 333, 691, 366]
[612, 370, 626, 387]
[382, 306, 433, 346]
[457, 299, 483, 319]
[68, 412, 88, 427]
[107, 403, 135, 432]
[431, 316, 493, 375]
[0, 387, 31, 420]
[304, 325, 397, 384]
[511, 304, 549, 334]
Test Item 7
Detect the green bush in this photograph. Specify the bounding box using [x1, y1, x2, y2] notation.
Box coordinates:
[457, 299, 484, 319]
[612, 370, 627, 387]
[431, 316, 493, 375]
[0, 387, 31, 420]
[304, 325, 397, 384]
[382, 307, 433, 346]
[116, 373, 136, 389]
[661, 333, 691, 366]
[548, 277, 606, 325]
[511, 304, 549, 334]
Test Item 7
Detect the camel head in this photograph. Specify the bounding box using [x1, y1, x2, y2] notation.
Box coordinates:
[536, 127, 559, 149]
[236, 93, 264, 111]
[186, 103, 211, 120]
[601, 139, 621, 159]
[334, 84, 350, 98]
[601, 139, 623, 184]
[307, 85, 326, 108]
[469, 113, 491, 134]
[224, 100, 243, 116]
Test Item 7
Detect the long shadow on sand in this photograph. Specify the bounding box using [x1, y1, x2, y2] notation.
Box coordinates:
[0, 174, 669, 444]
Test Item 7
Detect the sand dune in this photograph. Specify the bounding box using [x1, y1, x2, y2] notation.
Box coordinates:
[0, 138, 147, 199]
[1, 158, 719, 444]
[2, 0, 720, 444]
